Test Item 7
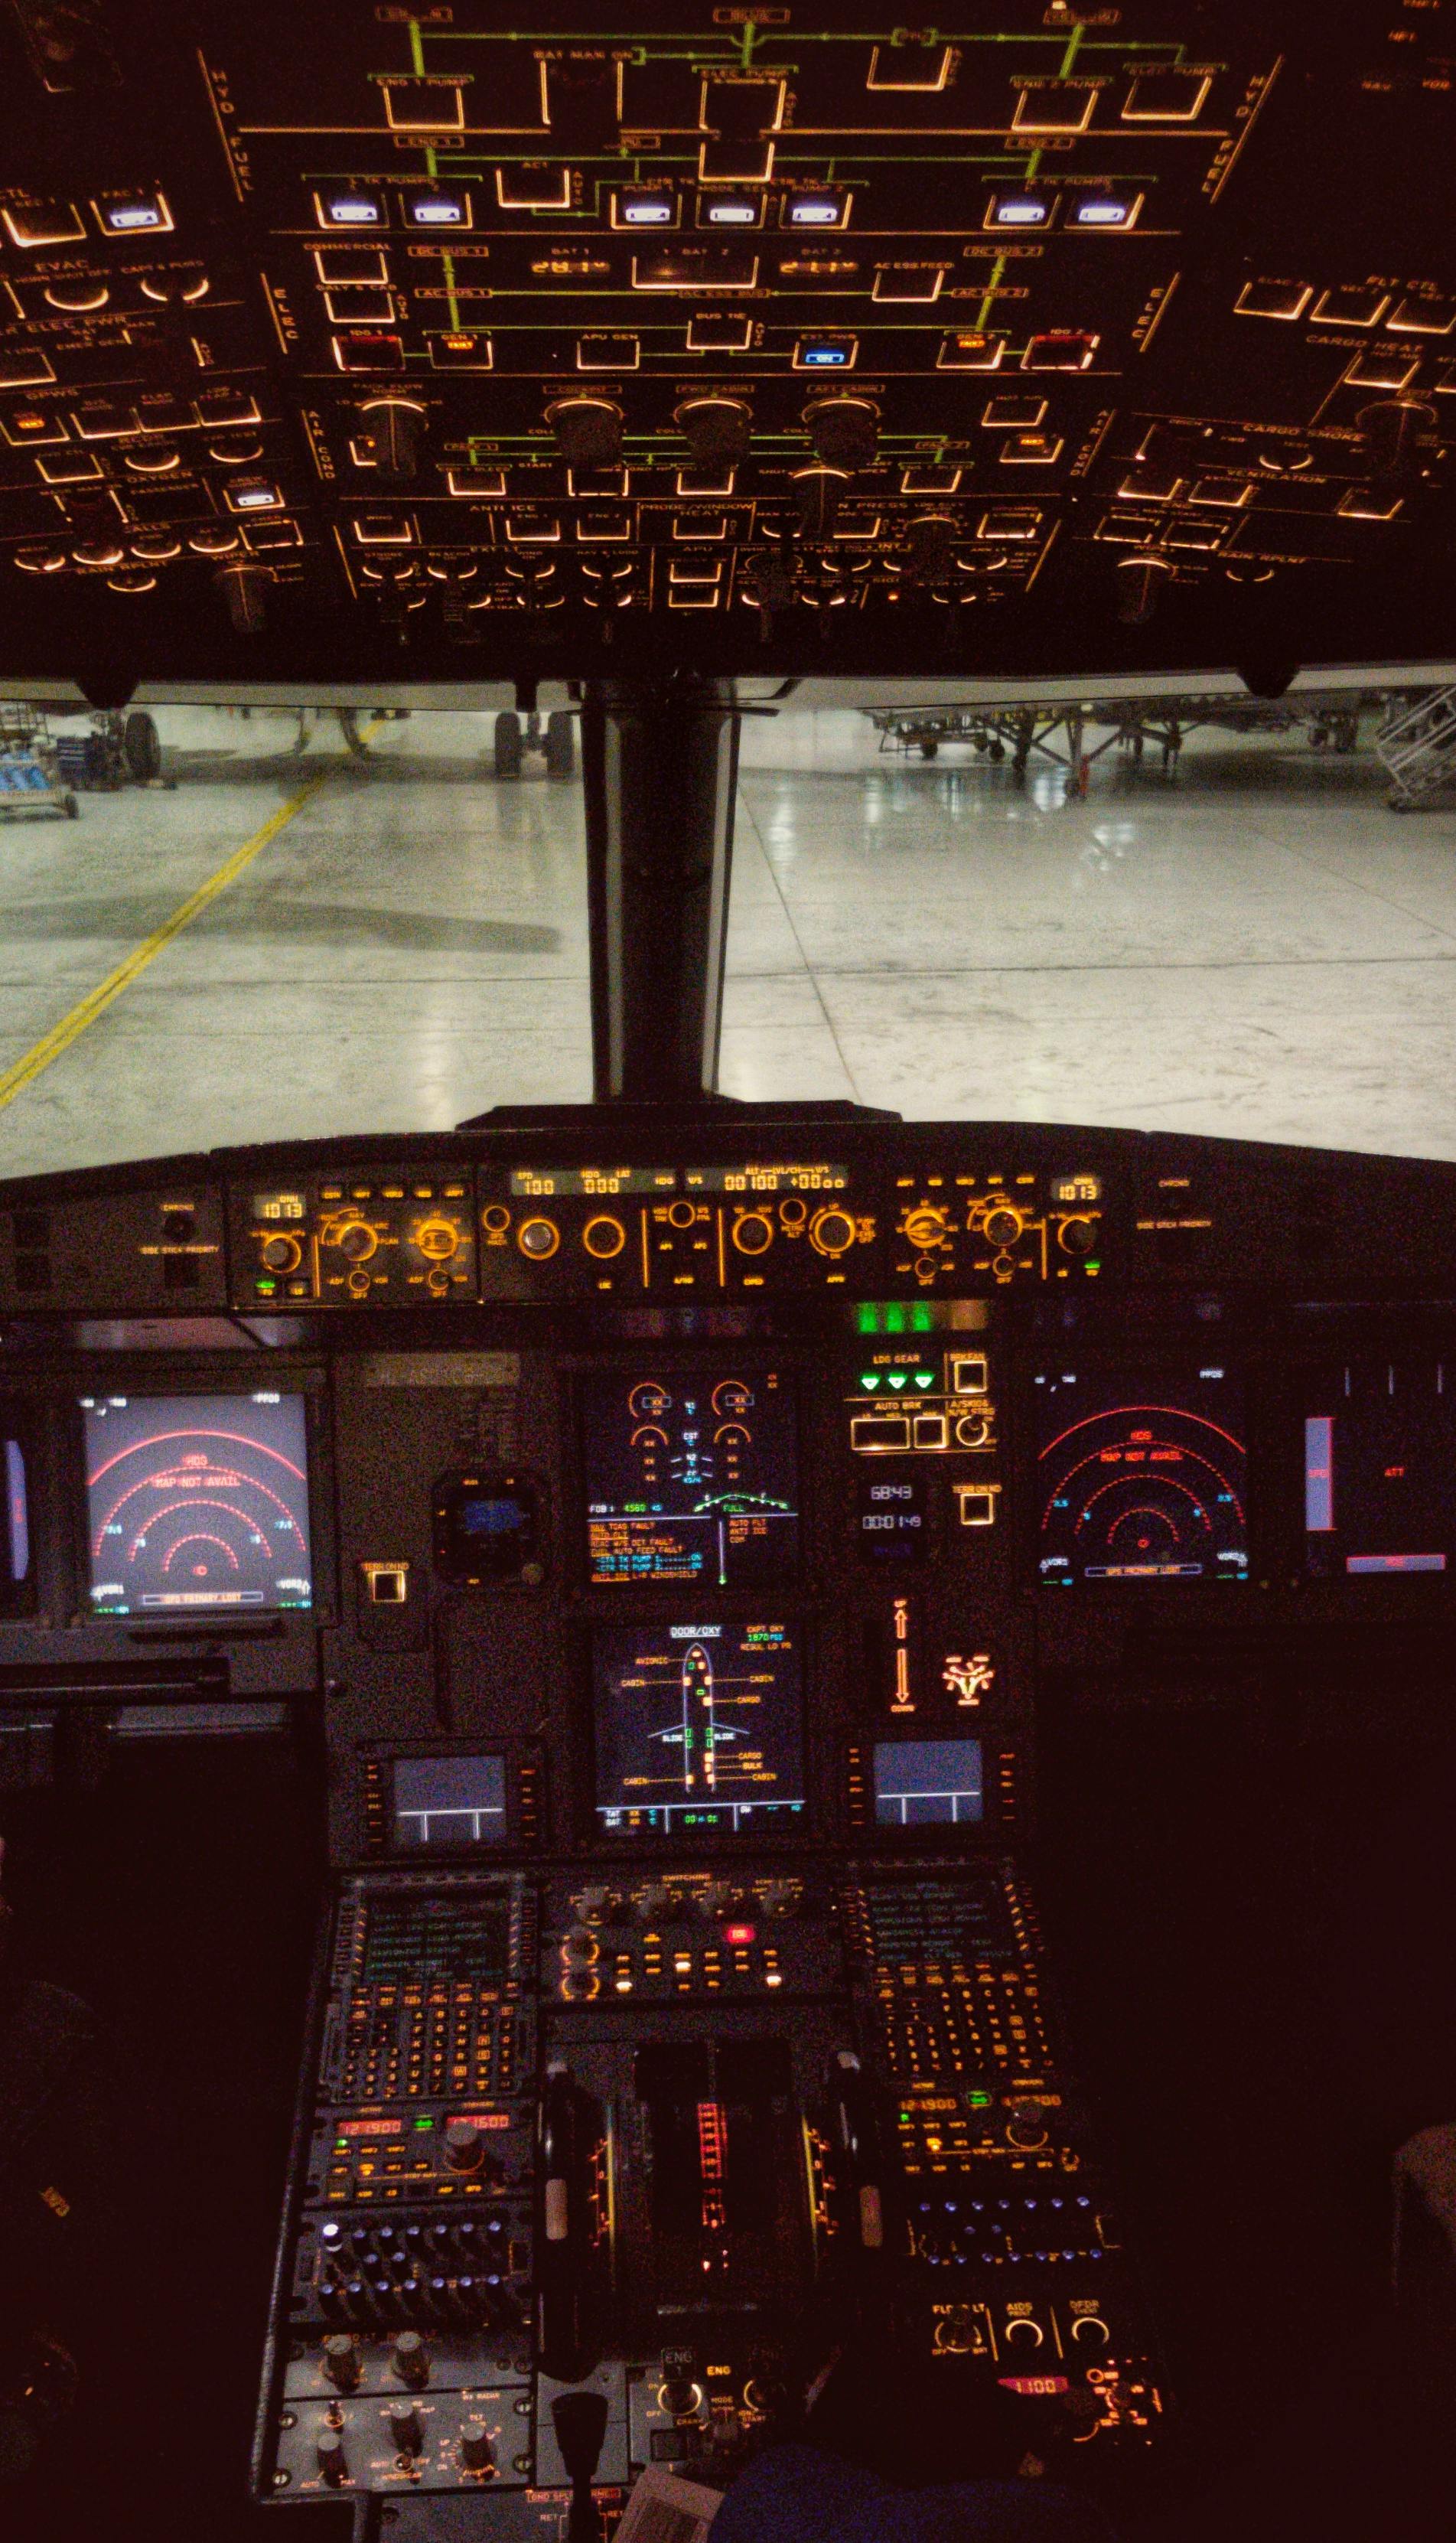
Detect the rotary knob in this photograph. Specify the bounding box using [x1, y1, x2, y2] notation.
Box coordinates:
[1058, 1216, 1097, 1257]
[955, 1413, 991, 1449]
[731, 1212, 774, 1255]
[666, 1200, 699, 1230]
[516, 1218, 559, 1260]
[561, 1928, 599, 1971]
[697, 1881, 739, 1919]
[316, 2428, 349, 2485]
[634, 1883, 673, 1924]
[460, 2421, 496, 2473]
[259, 1232, 301, 1273]
[443, 2117, 486, 2173]
[1004, 2316, 1044, 2348]
[1070, 2315, 1110, 2348]
[902, 1205, 951, 1250]
[392, 2331, 429, 2388]
[389, 2404, 423, 2457]
[982, 1205, 1024, 1250]
[1005, 2100, 1049, 2150]
[809, 1207, 858, 1257]
[414, 1216, 459, 1261]
[659, 2378, 702, 2418]
[321, 2335, 360, 2394]
[336, 1220, 377, 1263]
[582, 1214, 626, 1260]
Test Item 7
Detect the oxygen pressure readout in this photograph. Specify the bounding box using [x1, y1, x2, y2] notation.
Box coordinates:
[583, 1368, 799, 1588]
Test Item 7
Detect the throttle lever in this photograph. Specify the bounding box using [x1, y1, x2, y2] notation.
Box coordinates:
[829, 2049, 884, 2254]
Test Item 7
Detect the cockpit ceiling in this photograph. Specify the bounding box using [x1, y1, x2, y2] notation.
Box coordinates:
[1, 2, 1453, 686]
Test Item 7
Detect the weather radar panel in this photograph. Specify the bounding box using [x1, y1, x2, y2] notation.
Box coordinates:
[583, 1367, 799, 1588]
[83, 1392, 313, 1615]
[593, 1620, 805, 1836]
[1035, 1364, 1247, 1586]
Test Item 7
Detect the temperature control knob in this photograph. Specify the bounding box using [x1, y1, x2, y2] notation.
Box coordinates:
[460, 2421, 496, 2473]
[259, 1233, 301, 1273]
[809, 1207, 858, 1257]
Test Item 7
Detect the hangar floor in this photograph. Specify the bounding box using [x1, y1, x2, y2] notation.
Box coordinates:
[0, 703, 1453, 1175]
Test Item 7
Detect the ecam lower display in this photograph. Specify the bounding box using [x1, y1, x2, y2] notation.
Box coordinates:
[593, 1619, 806, 1834]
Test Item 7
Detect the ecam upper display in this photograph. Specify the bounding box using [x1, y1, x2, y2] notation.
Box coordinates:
[583, 1368, 799, 1589]
[82, 1390, 313, 1615]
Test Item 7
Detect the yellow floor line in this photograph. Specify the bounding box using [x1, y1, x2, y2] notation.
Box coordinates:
[0, 744, 358, 1115]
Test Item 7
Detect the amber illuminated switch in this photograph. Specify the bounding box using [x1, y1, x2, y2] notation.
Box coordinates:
[949, 1355, 988, 1397]
[955, 1485, 1001, 1528]
[362, 1561, 409, 1604]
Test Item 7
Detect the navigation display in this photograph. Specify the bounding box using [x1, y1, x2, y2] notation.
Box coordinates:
[875, 1739, 984, 1828]
[391, 1753, 507, 1850]
[593, 1620, 805, 1835]
[83, 1392, 313, 1615]
[1035, 1363, 1247, 1586]
[1302, 1358, 1456, 1577]
[584, 1368, 799, 1588]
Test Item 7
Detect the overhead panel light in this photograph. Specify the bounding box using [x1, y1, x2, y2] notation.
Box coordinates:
[314, 189, 384, 230]
[987, 194, 1051, 230]
[404, 191, 471, 230]
[1072, 194, 1142, 230]
[614, 189, 676, 228]
[787, 192, 850, 228]
[94, 191, 173, 236]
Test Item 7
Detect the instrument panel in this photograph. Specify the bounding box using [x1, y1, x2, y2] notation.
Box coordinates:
[2, 1110, 1456, 2530]
[0, 4, 1452, 679]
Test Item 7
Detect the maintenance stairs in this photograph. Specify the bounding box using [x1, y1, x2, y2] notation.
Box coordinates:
[1378, 687, 1456, 809]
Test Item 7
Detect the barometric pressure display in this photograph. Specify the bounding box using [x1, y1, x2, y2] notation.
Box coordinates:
[83, 1392, 313, 1615]
[1035, 1364, 1247, 1586]
[584, 1367, 799, 1587]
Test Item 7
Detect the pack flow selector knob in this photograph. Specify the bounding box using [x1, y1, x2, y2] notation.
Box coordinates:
[316, 2428, 348, 2484]
[389, 2404, 423, 2455]
[321, 2335, 361, 2393]
[460, 2419, 496, 2472]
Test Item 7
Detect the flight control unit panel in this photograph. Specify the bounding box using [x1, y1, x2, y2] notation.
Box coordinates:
[2, 1109, 1456, 2531]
